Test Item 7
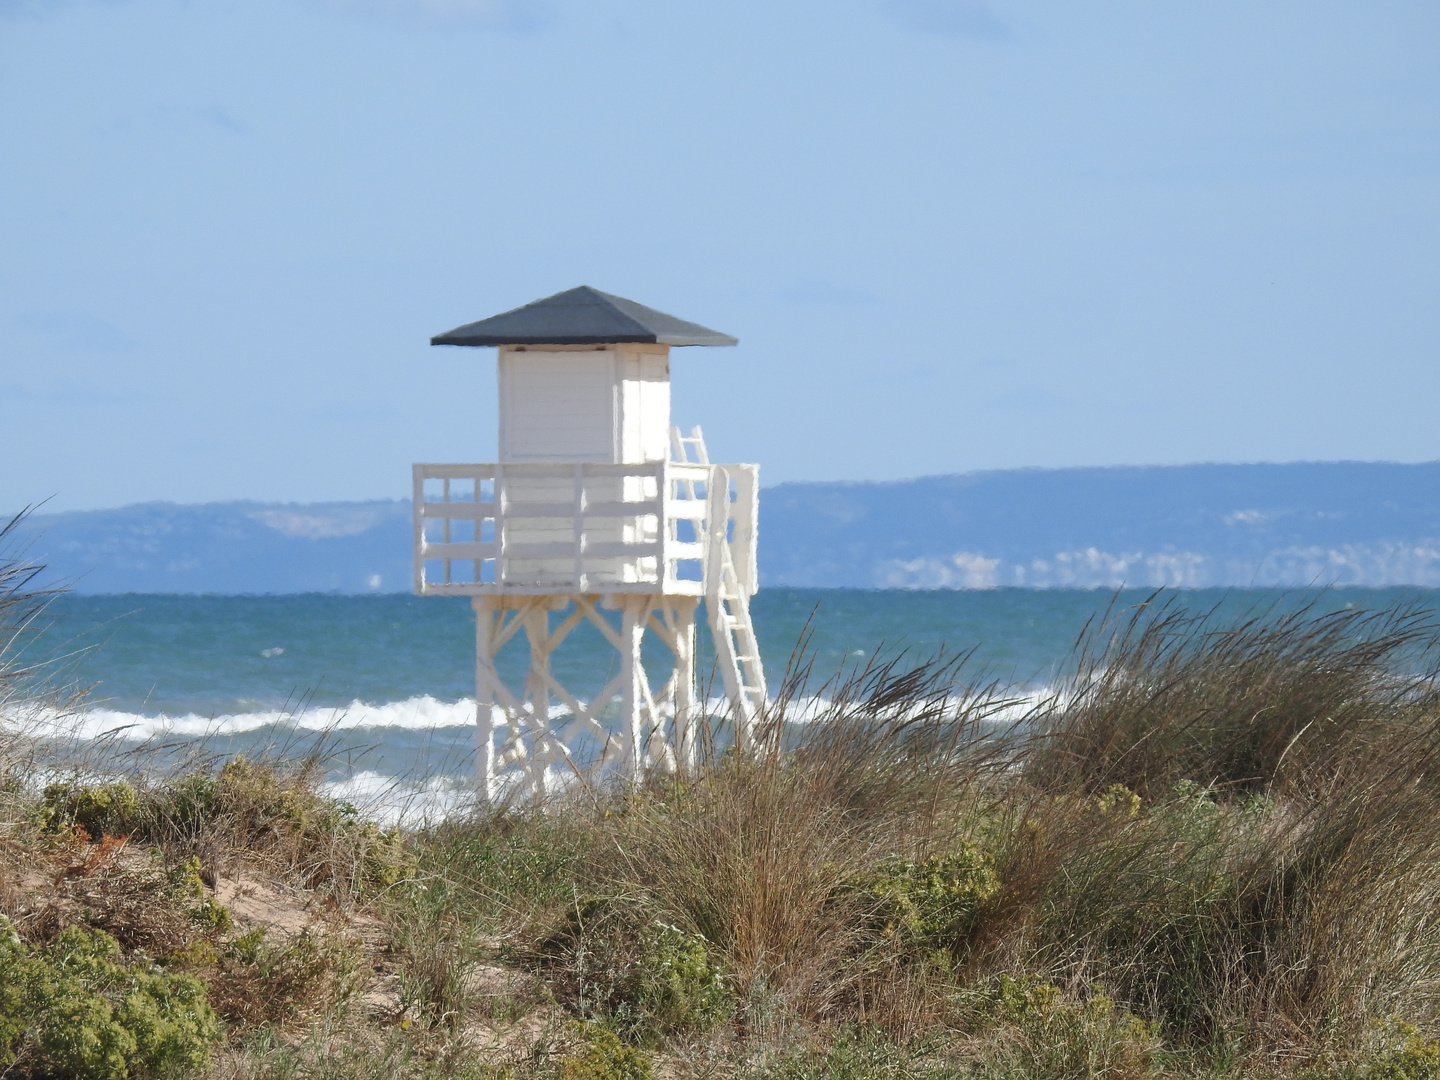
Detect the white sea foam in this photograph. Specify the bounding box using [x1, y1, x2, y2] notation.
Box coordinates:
[7, 695, 485, 744]
[321, 770, 475, 827]
[10, 684, 1059, 745]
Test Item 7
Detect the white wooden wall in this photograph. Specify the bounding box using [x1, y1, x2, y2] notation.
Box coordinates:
[498, 349, 616, 463]
[498, 344, 671, 466]
[618, 346, 671, 464]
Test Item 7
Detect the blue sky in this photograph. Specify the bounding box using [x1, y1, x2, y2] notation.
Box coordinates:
[2, 0, 1437, 510]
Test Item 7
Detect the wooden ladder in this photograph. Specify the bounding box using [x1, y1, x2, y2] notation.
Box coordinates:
[670, 424, 710, 467]
[702, 465, 766, 748]
[671, 425, 766, 746]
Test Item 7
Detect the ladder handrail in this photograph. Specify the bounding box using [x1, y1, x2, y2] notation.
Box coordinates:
[669, 424, 710, 466]
[704, 465, 766, 747]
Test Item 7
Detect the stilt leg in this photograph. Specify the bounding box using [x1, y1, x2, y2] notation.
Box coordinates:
[472, 596, 497, 806]
[523, 604, 550, 798]
[620, 596, 645, 780]
[672, 598, 698, 774]
[469, 591, 724, 795]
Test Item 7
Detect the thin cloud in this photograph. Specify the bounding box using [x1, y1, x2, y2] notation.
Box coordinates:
[317, 0, 552, 31]
[2, 0, 551, 25]
[880, 0, 1012, 40]
[0, 0, 118, 18]
[776, 278, 878, 307]
[198, 106, 248, 135]
[13, 311, 139, 353]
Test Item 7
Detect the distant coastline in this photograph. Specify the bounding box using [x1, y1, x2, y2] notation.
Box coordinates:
[13, 460, 1440, 593]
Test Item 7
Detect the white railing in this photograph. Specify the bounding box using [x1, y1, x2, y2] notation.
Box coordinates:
[412, 461, 757, 597]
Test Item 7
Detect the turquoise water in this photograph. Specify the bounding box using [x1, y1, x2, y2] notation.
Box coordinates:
[22, 588, 1440, 786]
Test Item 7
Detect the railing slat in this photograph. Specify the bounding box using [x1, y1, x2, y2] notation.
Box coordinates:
[419, 502, 493, 519]
[421, 542, 498, 559]
[581, 500, 664, 518]
[582, 541, 663, 558]
[413, 462, 745, 596]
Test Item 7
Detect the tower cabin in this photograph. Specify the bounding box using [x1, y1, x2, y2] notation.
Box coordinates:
[414, 286, 764, 801]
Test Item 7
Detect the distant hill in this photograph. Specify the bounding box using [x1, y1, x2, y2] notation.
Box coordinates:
[762, 461, 1440, 588]
[11, 461, 1440, 592]
[11, 501, 413, 594]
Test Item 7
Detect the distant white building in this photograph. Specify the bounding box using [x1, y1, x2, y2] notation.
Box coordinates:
[414, 286, 764, 802]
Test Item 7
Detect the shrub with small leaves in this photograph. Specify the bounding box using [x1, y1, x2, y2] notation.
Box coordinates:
[153, 774, 219, 831]
[37, 781, 139, 838]
[1365, 1020, 1440, 1080]
[540, 898, 728, 1044]
[342, 817, 419, 892]
[163, 856, 232, 934]
[199, 927, 361, 1028]
[631, 920, 728, 1038]
[558, 1023, 653, 1080]
[870, 845, 1000, 963]
[213, 757, 309, 841]
[0, 918, 221, 1079]
[1096, 783, 1143, 821]
[966, 976, 1160, 1080]
[983, 973, 1063, 1022]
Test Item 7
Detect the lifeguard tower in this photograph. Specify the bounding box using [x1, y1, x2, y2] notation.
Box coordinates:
[413, 286, 764, 802]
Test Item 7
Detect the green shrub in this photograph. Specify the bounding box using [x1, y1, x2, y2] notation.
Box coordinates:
[558, 1023, 652, 1080]
[151, 774, 219, 831]
[163, 855, 232, 934]
[1095, 783, 1142, 821]
[630, 920, 728, 1037]
[37, 781, 139, 838]
[870, 845, 1000, 964]
[209, 757, 308, 841]
[747, 1026, 956, 1079]
[541, 897, 728, 1044]
[201, 927, 361, 1028]
[965, 977, 1160, 1080]
[141, 759, 416, 899]
[0, 918, 221, 1079]
[980, 973, 1063, 1023]
[1365, 1021, 1440, 1080]
[342, 816, 419, 892]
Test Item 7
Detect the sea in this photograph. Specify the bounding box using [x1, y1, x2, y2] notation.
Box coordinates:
[16, 588, 1440, 819]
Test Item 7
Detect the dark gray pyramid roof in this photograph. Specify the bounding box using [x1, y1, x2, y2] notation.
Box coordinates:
[431, 286, 738, 347]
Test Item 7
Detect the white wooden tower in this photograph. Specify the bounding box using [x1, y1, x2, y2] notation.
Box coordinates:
[414, 286, 764, 802]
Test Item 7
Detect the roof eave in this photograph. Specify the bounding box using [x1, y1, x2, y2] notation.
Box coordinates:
[430, 333, 736, 347]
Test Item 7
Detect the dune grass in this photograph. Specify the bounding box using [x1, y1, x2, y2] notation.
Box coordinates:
[6, 527, 1440, 1079]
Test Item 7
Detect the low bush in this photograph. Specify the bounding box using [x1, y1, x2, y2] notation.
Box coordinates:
[556, 1023, 653, 1080]
[1362, 1020, 1440, 1080]
[77, 851, 233, 957]
[0, 917, 221, 1079]
[38, 759, 416, 906]
[538, 895, 728, 1045]
[191, 926, 362, 1029]
[966, 977, 1160, 1080]
[869, 845, 1000, 966]
[37, 780, 140, 838]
